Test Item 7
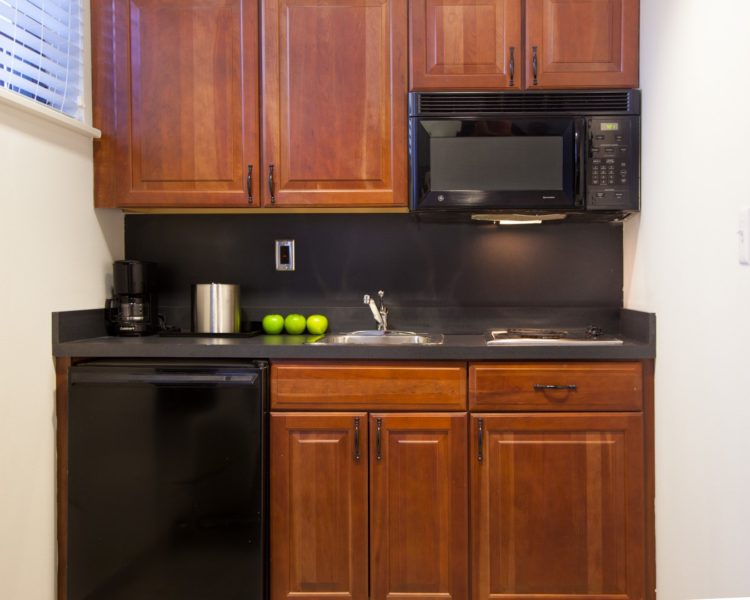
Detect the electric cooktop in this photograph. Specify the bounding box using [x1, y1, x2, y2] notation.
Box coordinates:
[485, 326, 623, 346]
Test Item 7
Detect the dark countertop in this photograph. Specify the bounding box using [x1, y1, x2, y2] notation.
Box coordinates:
[53, 308, 655, 361]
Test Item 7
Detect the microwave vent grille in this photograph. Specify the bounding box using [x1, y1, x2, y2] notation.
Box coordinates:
[415, 91, 637, 115]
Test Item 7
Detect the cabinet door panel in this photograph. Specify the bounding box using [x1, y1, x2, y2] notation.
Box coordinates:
[262, 0, 407, 206]
[410, 0, 522, 89]
[270, 413, 368, 600]
[525, 0, 639, 88]
[371, 413, 468, 600]
[93, 0, 259, 207]
[471, 413, 644, 600]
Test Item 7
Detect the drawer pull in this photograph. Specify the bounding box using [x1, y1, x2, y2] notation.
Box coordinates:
[534, 384, 577, 391]
[477, 417, 484, 462]
[376, 417, 382, 461]
[353, 417, 360, 462]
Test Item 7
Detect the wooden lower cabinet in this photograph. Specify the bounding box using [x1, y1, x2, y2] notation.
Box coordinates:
[471, 413, 645, 600]
[270, 411, 468, 600]
[269, 361, 652, 600]
[270, 413, 369, 600]
[371, 413, 469, 600]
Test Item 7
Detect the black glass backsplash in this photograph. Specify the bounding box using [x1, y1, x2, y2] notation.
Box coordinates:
[125, 214, 622, 312]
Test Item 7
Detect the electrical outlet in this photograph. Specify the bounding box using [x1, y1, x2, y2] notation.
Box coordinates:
[275, 239, 295, 271]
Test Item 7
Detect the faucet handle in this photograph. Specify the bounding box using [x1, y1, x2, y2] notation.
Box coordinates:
[378, 290, 385, 301]
[363, 294, 371, 304]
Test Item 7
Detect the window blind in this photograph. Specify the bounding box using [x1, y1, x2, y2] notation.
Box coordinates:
[0, 0, 83, 120]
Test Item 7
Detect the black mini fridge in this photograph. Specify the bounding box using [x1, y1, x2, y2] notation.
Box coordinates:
[67, 361, 267, 600]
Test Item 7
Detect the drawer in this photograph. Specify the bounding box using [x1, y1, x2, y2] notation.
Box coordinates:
[271, 361, 467, 410]
[469, 362, 642, 411]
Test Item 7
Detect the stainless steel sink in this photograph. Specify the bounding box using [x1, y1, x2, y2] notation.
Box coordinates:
[307, 330, 444, 345]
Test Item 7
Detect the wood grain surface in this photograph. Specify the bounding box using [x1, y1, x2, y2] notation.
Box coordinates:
[410, 0, 522, 89]
[93, 0, 260, 207]
[370, 413, 469, 600]
[271, 361, 467, 410]
[525, 0, 639, 88]
[261, 0, 408, 206]
[471, 412, 645, 600]
[270, 412, 369, 600]
[469, 362, 643, 411]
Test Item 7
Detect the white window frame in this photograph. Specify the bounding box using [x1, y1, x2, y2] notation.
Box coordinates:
[0, 0, 100, 138]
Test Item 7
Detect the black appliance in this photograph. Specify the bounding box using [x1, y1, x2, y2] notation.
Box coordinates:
[66, 361, 268, 600]
[105, 260, 159, 335]
[409, 89, 640, 216]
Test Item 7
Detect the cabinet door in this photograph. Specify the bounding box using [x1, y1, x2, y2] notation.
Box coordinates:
[261, 0, 408, 207]
[410, 0, 522, 89]
[525, 0, 639, 89]
[471, 413, 645, 600]
[370, 413, 468, 600]
[270, 413, 369, 600]
[92, 0, 260, 207]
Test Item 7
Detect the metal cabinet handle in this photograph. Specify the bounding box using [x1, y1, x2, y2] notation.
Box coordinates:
[246, 164, 253, 203]
[353, 417, 360, 462]
[509, 47, 515, 86]
[533, 384, 577, 391]
[532, 46, 538, 85]
[268, 164, 276, 204]
[478, 417, 484, 463]
[376, 417, 382, 461]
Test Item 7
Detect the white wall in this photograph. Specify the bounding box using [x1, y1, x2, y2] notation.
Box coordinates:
[625, 1, 750, 598]
[0, 103, 122, 599]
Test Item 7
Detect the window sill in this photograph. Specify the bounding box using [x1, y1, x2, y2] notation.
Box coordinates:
[0, 88, 101, 139]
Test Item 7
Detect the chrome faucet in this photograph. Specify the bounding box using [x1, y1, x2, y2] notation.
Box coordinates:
[364, 290, 388, 331]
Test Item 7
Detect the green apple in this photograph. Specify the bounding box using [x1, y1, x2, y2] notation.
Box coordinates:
[306, 314, 328, 335]
[284, 313, 307, 335]
[262, 314, 285, 335]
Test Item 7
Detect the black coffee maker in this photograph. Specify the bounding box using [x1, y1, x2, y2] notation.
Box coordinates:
[105, 260, 159, 335]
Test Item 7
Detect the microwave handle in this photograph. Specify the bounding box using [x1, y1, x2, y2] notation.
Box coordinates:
[574, 120, 585, 203]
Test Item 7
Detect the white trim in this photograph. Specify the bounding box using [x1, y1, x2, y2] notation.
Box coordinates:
[0, 87, 101, 138]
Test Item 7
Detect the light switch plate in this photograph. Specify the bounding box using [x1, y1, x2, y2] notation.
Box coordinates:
[740, 208, 750, 266]
[275, 239, 295, 271]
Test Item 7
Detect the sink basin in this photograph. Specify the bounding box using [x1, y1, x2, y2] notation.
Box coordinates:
[307, 330, 444, 346]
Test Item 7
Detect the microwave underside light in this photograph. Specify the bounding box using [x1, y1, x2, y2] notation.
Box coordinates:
[471, 213, 568, 225]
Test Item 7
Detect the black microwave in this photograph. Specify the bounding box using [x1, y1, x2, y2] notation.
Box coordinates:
[409, 90, 640, 217]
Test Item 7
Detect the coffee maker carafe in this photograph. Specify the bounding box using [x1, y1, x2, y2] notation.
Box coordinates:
[105, 260, 159, 335]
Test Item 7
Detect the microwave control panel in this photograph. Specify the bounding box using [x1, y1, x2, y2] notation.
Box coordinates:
[586, 116, 640, 211]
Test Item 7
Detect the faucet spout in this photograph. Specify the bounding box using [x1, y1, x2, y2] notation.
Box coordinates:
[363, 291, 389, 331]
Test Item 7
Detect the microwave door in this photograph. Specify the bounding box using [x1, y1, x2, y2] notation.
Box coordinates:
[410, 118, 580, 211]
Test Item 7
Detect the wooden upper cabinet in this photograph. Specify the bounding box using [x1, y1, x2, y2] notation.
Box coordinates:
[261, 0, 408, 207]
[409, 0, 639, 90]
[410, 0, 522, 89]
[370, 413, 469, 600]
[270, 412, 369, 600]
[525, 0, 639, 89]
[92, 0, 260, 208]
[471, 413, 645, 600]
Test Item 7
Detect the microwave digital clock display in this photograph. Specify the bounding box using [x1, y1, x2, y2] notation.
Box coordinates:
[601, 123, 620, 131]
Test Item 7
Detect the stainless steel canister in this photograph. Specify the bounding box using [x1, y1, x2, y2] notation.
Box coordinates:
[191, 283, 241, 333]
